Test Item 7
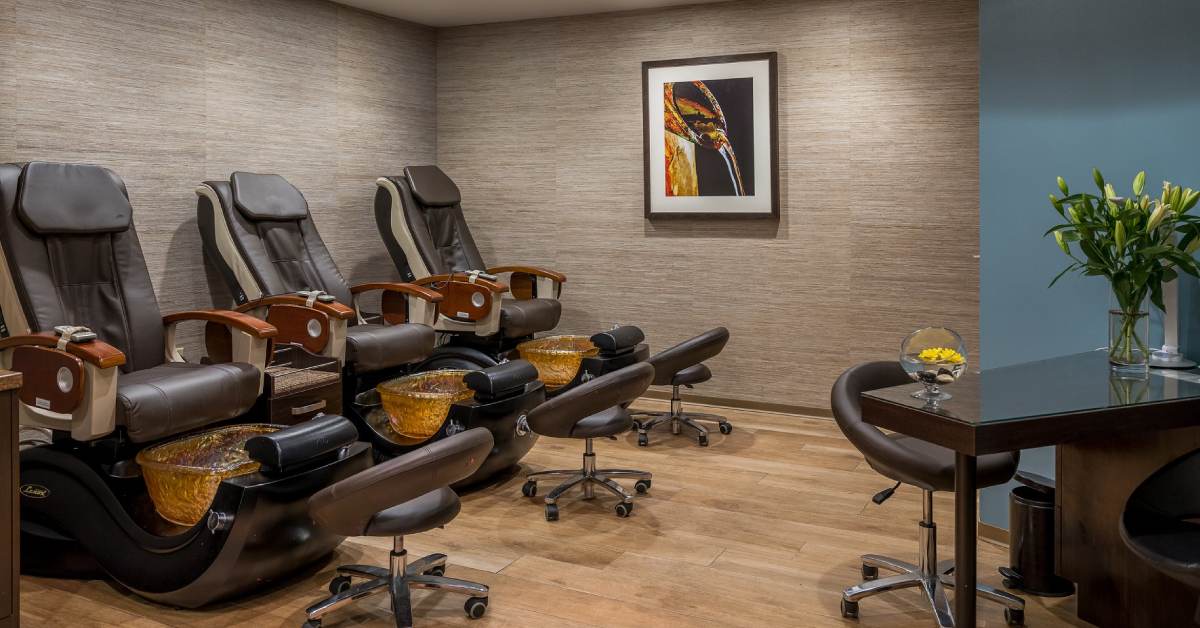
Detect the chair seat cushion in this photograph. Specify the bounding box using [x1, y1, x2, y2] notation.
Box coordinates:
[346, 323, 435, 373]
[570, 406, 634, 439]
[365, 486, 461, 536]
[672, 364, 712, 387]
[870, 434, 1019, 492]
[118, 362, 260, 443]
[1122, 511, 1200, 587]
[500, 298, 561, 339]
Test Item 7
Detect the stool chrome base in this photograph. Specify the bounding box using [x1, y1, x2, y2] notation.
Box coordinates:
[522, 438, 652, 521]
[630, 385, 731, 447]
[840, 491, 1025, 627]
[302, 536, 488, 627]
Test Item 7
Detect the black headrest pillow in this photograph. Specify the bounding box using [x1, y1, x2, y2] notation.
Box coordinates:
[17, 162, 132, 234]
[230, 172, 310, 221]
[403, 165, 461, 207]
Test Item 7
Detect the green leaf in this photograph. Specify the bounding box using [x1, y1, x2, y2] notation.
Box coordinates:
[1093, 168, 1105, 190]
[1048, 263, 1079, 288]
[1133, 171, 1146, 196]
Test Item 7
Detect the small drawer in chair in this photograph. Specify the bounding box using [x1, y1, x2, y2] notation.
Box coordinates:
[259, 343, 343, 425]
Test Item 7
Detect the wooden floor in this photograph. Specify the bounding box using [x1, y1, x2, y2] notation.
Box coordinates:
[20, 400, 1091, 627]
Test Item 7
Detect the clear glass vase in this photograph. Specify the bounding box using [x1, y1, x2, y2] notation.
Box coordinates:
[1109, 306, 1150, 375]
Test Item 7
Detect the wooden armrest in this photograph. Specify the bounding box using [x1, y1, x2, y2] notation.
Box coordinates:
[0, 332, 125, 369]
[488, 265, 566, 283]
[414, 273, 509, 294]
[236, 294, 355, 320]
[351, 282, 444, 303]
[163, 310, 277, 339]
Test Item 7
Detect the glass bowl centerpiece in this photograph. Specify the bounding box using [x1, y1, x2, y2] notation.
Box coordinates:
[900, 327, 968, 402]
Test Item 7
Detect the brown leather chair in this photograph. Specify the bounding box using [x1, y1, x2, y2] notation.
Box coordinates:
[630, 327, 731, 447]
[520, 362, 654, 521]
[302, 427, 495, 627]
[832, 362, 1024, 625]
[374, 166, 563, 349]
[0, 162, 277, 443]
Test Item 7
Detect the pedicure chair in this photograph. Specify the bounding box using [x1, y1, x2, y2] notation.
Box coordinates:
[0, 162, 373, 607]
[196, 173, 545, 484]
[374, 166, 565, 368]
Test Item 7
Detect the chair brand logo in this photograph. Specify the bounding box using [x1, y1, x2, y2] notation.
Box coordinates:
[20, 483, 50, 499]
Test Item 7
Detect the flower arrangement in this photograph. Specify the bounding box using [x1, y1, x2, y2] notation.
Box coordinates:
[917, 347, 965, 365]
[1047, 169, 1200, 369]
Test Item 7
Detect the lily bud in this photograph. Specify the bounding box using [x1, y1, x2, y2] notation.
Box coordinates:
[1054, 230, 1070, 254]
[1057, 176, 1069, 196]
[1133, 171, 1146, 196]
[1169, 186, 1183, 211]
[1115, 221, 1126, 251]
[1104, 183, 1117, 200]
[1068, 206, 1081, 223]
[1147, 204, 1168, 231]
[1093, 168, 1105, 189]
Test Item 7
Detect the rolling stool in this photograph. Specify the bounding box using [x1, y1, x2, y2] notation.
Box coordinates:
[630, 327, 730, 447]
[521, 362, 655, 521]
[301, 428, 495, 627]
[832, 362, 1025, 626]
[1120, 449, 1200, 624]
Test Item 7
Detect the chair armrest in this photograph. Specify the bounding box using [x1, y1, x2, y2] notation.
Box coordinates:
[0, 333, 125, 368]
[351, 282, 444, 303]
[487, 265, 566, 284]
[349, 282, 444, 327]
[162, 310, 278, 338]
[237, 294, 355, 320]
[413, 273, 508, 326]
[413, 273, 509, 294]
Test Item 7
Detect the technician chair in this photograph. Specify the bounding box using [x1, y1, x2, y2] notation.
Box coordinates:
[303, 427, 495, 627]
[832, 361, 1025, 626]
[375, 166, 563, 358]
[521, 362, 654, 521]
[1121, 449, 1200, 624]
[630, 327, 730, 447]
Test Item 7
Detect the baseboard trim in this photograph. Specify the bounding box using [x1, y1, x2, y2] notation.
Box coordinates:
[640, 389, 833, 418]
[979, 521, 1010, 547]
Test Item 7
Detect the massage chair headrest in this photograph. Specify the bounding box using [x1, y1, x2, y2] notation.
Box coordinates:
[403, 165, 461, 207]
[230, 172, 310, 221]
[464, 359, 540, 401]
[590, 326, 646, 356]
[17, 162, 132, 234]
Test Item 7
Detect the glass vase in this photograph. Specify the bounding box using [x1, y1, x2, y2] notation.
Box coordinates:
[899, 327, 968, 403]
[1109, 306, 1150, 376]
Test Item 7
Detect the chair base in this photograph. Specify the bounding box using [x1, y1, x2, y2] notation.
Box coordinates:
[302, 537, 488, 627]
[522, 438, 651, 521]
[630, 386, 731, 447]
[840, 491, 1025, 627]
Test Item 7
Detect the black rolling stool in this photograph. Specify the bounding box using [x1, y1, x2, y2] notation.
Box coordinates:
[301, 428, 495, 627]
[1121, 449, 1200, 624]
[521, 362, 655, 521]
[832, 362, 1026, 626]
[629, 327, 730, 447]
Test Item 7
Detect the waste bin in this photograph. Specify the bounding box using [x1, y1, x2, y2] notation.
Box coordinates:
[998, 471, 1075, 597]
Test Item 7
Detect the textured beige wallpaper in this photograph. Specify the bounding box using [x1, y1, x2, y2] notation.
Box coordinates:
[0, 0, 436, 350]
[437, 0, 979, 410]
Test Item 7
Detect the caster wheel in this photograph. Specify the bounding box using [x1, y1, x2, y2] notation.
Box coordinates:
[615, 502, 634, 517]
[637, 432, 649, 447]
[545, 503, 559, 521]
[840, 598, 858, 619]
[521, 481, 537, 497]
[465, 596, 488, 619]
[328, 575, 352, 595]
[424, 566, 445, 577]
[634, 479, 651, 494]
[1002, 577, 1018, 589]
[698, 434, 709, 447]
[1004, 608, 1024, 626]
[719, 422, 732, 435]
[302, 621, 321, 628]
[861, 564, 879, 581]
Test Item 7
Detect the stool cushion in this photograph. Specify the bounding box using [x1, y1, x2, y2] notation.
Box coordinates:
[365, 486, 461, 537]
[346, 323, 435, 373]
[571, 406, 634, 438]
[500, 298, 561, 338]
[876, 434, 1019, 492]
[672, 364, 712, 387]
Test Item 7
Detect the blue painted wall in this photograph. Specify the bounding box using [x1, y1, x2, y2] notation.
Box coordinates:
[979, 0, 1200, 527]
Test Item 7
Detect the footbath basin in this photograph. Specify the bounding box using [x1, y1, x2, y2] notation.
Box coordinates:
[377, 370, 475, 440]
[518, 335, 599, 389]
[136, 424, 281, 526]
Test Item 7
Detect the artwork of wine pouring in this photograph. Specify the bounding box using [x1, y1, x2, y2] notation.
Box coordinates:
[643, 52, 778, 218]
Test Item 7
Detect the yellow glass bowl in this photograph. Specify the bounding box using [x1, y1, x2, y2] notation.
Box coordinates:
[136, 424, 280, 526]
[517, 335, 599, 389]
[377, 370, 474, 440]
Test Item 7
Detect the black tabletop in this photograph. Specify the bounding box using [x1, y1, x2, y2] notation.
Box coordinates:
[861, 351, 1200, 455]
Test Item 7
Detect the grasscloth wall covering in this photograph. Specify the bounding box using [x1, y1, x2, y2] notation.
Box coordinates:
[437, 0, 979, 409]
[0, 0, 435, 351]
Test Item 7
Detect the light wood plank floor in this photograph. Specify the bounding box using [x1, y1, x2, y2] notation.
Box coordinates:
[20, 400, 1091, 627]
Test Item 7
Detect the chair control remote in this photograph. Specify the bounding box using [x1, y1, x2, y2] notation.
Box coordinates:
[54, 325, 97, 343]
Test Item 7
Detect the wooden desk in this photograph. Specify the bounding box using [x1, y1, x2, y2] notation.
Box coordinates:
[862, 351, 1200, 627]
[0, 370, 21, 628]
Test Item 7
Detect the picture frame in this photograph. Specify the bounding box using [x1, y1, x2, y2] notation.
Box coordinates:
[642, 52, 779, 219]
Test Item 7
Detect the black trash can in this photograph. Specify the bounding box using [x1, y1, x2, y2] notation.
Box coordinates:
[999, 471, 1075, 597]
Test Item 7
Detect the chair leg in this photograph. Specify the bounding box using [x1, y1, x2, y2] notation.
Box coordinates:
[921, 575, 955, 628]
[338, 564, 389, 579]
[305, 577, 389, 621]
[595, 469, 653, 480]
[407, 574, 490, 597]
[404, 553, 447, 577]
[525, 443, 651, 519]
[593, 476, 634, 503]
[390, 573, 414, 628]
[843, 572, 923, 601]
[862, 554, 918, 576]
[938, 574, 1025, 610]
[543, 474, 588, 504]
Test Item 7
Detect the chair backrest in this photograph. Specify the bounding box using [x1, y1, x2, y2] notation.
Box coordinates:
[830, 361, 917, 470]
[647, 327, 730, 386]
[197, 172, 354, 307]
[527, 362, 654, 438]
[374, 165, 487, 282]
[0, 162, 165, 373]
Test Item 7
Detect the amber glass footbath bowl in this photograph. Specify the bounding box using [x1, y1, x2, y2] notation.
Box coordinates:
[517, 335, 599, 389]
[136, 424, 280, 526]
[377, 370, 474, 440]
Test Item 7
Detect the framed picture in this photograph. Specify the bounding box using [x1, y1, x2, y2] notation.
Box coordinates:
[642, 52, 779, 219]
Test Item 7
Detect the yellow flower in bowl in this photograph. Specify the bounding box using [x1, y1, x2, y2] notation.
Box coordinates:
[917, 347, 965, 364]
